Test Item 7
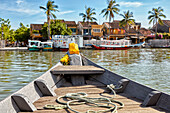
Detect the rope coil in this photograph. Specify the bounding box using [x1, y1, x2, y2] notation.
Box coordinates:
[45, 84, 124, 113]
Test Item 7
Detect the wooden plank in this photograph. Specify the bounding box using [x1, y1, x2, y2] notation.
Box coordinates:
[51, 66, 105, 75]
[20, 85, 167, 113]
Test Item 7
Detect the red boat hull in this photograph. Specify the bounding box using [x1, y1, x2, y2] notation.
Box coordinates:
[92, 45, 131, 50]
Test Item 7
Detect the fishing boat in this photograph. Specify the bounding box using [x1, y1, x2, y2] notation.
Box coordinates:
[41, 42, 53, 51]
[0, 53, 170, 113]
[91, 40, 132, 50]
[28, 40, 42, 51]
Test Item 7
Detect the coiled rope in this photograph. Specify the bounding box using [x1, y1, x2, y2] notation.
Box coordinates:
[44, 84, 124, 113]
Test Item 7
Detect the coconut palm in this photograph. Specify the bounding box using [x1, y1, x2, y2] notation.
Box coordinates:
[79, 6, 97, 36]
[148, 7, 166, 38]
[119, 10, 135, 38]
[40, 0, 59, 40]
[100, 0, 120, 37]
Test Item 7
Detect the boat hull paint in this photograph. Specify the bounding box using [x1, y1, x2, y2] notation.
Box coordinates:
[28, 47, 41, 51]
[42, 48, 53, 51]
[0, 55, 170, 112]
[92, 44, 131, 50]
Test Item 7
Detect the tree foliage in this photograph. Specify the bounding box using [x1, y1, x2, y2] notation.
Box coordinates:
[40, 0, 59, 40]
[100, 0, 120, 36]
[119, 10, 135, 28]
[41, 20, 72, 37]
[148, 7, 166, 38]
[14, 23, 30, 42]
[79, 6, 97, 35]
[0, 18, 15, 42]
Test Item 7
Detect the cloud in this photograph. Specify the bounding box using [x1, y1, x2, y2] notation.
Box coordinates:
[16, 0, 24, 5]
[58, 11, 75, 15]
[0, 1, 40, 15]
[119, 2, 143, 7]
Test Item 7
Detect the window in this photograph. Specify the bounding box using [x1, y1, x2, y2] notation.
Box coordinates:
[71, 28, 76, 33]
[93, 29, 100, 33]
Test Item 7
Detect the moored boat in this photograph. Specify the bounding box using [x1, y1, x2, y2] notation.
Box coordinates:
[0, 50, 170, 112]
[52, 35, 84, 51]
[41, 42, 53, 51]
[91, 40, 132, 50]
[28, 40, 42, 51]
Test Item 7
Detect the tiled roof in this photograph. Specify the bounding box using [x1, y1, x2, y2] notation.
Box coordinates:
[103, 21, 120, 28]
[139, 28, 154, 36]
[103, 21, 138, 34]
[79, 21, 98, 27]
[163, 20, 170, 27]
[64, 21, 77, 27]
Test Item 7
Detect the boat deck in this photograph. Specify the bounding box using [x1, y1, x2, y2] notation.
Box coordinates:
[19, 83, 167, 113]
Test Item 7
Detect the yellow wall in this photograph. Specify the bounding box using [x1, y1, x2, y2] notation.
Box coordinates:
[68, 26, 78, 35]
[91, 25, 103, 37]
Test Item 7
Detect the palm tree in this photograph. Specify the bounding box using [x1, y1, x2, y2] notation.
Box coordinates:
[148, 7, 166, 38]
[40, 0, 59, 40]
[79, 6, 97, 36]
[100, 0, 120, 38]
[119, 10, 135, 38]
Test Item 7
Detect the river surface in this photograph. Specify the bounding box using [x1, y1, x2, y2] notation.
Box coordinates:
[0, 49, 170, 101]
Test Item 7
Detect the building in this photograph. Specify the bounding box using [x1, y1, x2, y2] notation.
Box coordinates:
[102, 21, 125, 40]
[77, 21, 99, 38]
[152, 20, 170, 33]
[30, 20, 78, 40]
[139, 28, 155, 42]
[30, 24, 43, 40]
[91, 25, 103, 38]
[102, 20, 144, 43]
[64, 21, 77, 35]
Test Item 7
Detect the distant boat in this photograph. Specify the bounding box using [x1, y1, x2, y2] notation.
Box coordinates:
[41, 42, 53, 51]
[28, 40, 42, 51]
[52, 35, 84, 51]
[91, 40, 132, 50]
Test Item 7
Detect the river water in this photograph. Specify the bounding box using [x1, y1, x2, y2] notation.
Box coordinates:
[0, 49, 170, 101]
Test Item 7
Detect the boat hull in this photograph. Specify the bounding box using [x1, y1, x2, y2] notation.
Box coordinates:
[0, 54, 170, 112]
[28, 47, 41, 51]
[42, 48, 53, 51]
[92, 44, 131, 50]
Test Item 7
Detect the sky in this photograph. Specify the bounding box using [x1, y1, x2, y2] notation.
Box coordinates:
[0, 0, 170, 30]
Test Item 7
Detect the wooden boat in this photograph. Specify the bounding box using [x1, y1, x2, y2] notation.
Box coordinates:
[41, 42, 53, 51]
[91, 40, 145, 50]
[0, 54, 170, 113]
[28, 40, 42, 51]
[91, 40, 132, 50]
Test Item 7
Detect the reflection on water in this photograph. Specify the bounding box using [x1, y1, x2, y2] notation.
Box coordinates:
[81, 49, 170, 94]
[0, 49, 170, 101]
[0, 51, 65, 101]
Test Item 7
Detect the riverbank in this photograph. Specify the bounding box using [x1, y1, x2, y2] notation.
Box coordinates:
[0, 47, 28, 51]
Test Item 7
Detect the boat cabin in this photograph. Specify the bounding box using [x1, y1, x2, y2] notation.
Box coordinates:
[41, 42, 53, 51]
[28, 40, 42, 51]
[100, 40, 131, 47]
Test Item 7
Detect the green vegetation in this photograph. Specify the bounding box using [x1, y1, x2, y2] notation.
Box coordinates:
[100, 0, 120, 36]
[0, 18, 30, 45]
[40, 0, 59, 40]
[14, 23, 30, 43]
[41, 20, 72, 37]
[119, 10, 135, 29]
[0, 18, 15, 42]
[148, 7, 166, 38]
[79, 6, 97, 35]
